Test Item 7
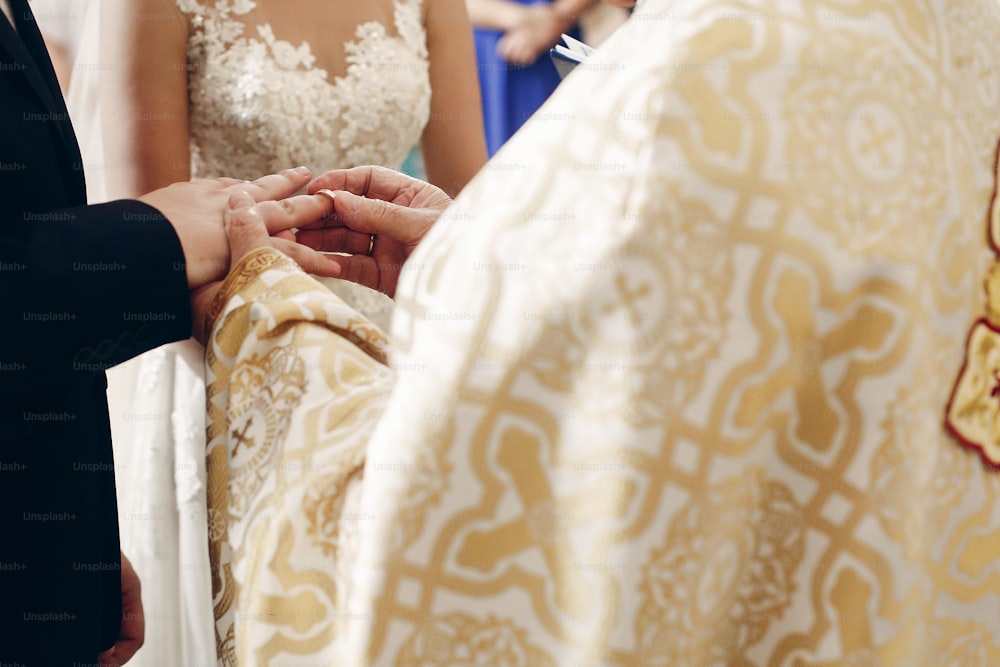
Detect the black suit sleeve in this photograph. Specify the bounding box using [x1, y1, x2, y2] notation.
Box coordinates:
[1, 199, 192, 398]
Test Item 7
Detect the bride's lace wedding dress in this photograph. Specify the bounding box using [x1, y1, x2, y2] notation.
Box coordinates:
[182, 0, 431, 329]
[105, 0, 431, 664]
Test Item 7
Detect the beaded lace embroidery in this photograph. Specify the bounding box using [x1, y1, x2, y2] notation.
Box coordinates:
[176, 0, 430, 326]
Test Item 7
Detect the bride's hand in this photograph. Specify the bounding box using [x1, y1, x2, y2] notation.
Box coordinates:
[190, 189, 341, 345]
[301, 166, 453, 298]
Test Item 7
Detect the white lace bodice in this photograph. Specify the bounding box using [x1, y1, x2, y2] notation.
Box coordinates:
[177, 0, 431, 179]
[177, 0, 430, 327]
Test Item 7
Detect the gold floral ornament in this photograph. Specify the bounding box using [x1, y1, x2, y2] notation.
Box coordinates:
[946, 141, 1000, 468]
[636, 472, 805, 665]
[396, 613, 556, 667]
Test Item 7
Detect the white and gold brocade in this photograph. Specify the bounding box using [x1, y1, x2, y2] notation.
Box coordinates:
[205, 0, 1000, 664]
[205, 249, 392, 664]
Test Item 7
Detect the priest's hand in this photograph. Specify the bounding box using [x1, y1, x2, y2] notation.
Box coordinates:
[301, 166, 452, 298]
[190, 188, 341, 345]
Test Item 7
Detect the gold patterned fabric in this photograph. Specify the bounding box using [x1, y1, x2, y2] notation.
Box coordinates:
[205, 249, 392, 664]
[204, 0, 1000, 664]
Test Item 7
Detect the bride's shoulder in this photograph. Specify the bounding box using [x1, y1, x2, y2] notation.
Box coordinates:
[107, 0, 190, 44]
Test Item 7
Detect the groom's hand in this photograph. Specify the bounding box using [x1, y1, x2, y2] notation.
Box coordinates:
[302, 166, 452, 297]
[97, 552, 143, 667]
[190, 189, 342, 344]
[139, 167, 338, 289]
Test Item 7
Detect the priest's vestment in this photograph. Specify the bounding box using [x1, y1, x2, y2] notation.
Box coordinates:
[204, 0, 1000, 663]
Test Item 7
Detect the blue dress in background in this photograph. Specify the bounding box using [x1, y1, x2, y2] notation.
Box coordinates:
[474, 1, 581, 156]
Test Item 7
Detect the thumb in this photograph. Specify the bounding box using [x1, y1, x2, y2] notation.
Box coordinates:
[496, 36, 510, 60]
[333, 190, 432, 245]
[225, 190, 270, 263]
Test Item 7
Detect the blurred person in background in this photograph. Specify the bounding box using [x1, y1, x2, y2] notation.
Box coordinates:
[34, 0, 106, 204]
[97, 0, 487, 664]
[467, 0, 599, 155]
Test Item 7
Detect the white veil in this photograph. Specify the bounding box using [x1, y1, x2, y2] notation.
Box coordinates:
[65, 0, 106, 203]
[31, 0, 106, 202]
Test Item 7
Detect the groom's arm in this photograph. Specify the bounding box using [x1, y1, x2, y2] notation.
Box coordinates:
[1, 199, 191, 397]
[2, 168, 340, 399]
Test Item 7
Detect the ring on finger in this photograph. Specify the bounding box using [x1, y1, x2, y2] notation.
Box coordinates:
[367, 234, 376, 255]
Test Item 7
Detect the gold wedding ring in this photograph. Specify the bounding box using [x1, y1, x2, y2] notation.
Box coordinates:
[316, 189, 375, 255]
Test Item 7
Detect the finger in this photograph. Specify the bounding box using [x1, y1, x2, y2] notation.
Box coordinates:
[506, 44, 532, 66]
[99, 556, 145, 667]
[332, 190, 432, 244]
[297, 194, 346, 230]
[243, 166, 312, 203]
[497, 35, 522, 62]
[120, 556, 145, 659]
[256, 193, 336, 236]
[297, 210, 347, 231]
[295, 226, 376, 254]
[296, 217, 346, 232]
[108, 635, 143, 667]
[214, 177, 251, 188]
[225, 191, 270, 262]
[497, 38, 511, 60]
[308, 167, 376, 197]
[98, 649, 122, 667]
[323, 253, 382, 293]
[308, 169, 354, 194]
[309, 165, 413, 203]
[371, 249, 403, 299]
[269, 238, 343, 278]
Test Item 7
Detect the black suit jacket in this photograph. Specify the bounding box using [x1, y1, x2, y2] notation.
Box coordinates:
[0, 0, 192, 662]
